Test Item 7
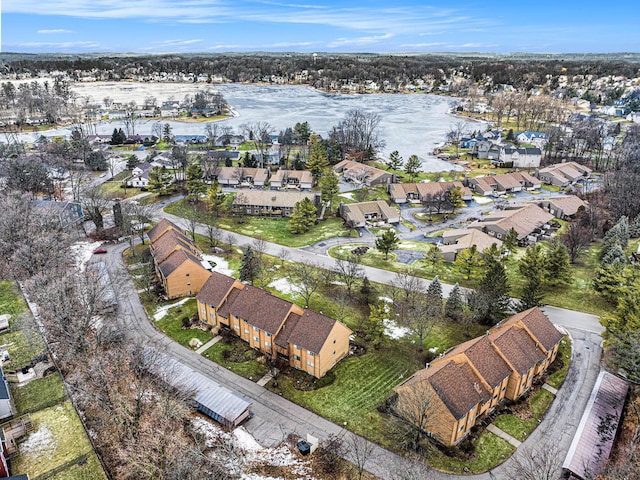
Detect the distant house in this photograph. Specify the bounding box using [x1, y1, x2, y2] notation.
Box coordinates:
[468, 172, 541, 196]
[339, 200, 400, 228]
[516, 131, 549, 148]
[127, 161, 154, 187]
[497, 146, 542, 168]
[197, 272, 352, 378]
[538, 195, 588, 219]
[270, 169, 314, 190]
[232, 191, 320, 217]
[333, 160, 396, 186]
[32, 200, 84, 228]
[213, 166, 269, 187]
[388, 181, 472, 204]
[468, 204, 554, 242]
[536, 162, 592, 187]
[439, 229, 503, 262]
[394, 307, 562, 447]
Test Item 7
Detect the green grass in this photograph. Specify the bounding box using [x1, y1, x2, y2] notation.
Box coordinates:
[547, 336, 572, 389]
[154, 299, 214, 348]
[493, 389, 555, 442]
[427, 431, 515, 474]
[269, 344, 422, 442]
[202, 339, 269, 381]
[45, 453, 107, 480]
[11, 374, 66, 414]
[10, 402, 103, 479]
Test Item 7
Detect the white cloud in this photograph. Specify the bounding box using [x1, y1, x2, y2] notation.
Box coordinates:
[151, 39, 204, 46]
[16, 41, 101, 48]
[328, 33, 394, 47]
[37, 29, 72, 34]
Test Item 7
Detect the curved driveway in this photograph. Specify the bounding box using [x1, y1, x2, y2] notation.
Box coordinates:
[102, 202, 604, 479]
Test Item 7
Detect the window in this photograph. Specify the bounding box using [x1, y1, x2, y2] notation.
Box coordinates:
[333, 339, 336, 344]
[187, 282, 191, 286]
[254, 336, 259, 342]
[306, 360, 314, 367]
[234, 325, 239, 330]
[244, 328, 249, 333]
[459, 425, 464, 432]
[293, 354, 301, 361]
[265, 341, 271, 347]
[496, 233, 503, 239]
[265, 332, 271, 337]
[186, 273, 190, 277]
[253, 326, 259, 331]
[293, 344, 300, 350]
[307, 350, 314, 356]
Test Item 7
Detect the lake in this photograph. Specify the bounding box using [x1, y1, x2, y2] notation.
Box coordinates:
[18, 82, 484, 171]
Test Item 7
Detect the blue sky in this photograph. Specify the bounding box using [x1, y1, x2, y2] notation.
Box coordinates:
[1, 1, 638, 54]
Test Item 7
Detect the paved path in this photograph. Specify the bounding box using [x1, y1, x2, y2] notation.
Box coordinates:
[486, 425, 522, 448]
[195, 335, 222, 354]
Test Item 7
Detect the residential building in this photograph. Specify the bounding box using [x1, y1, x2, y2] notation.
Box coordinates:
[147, 218, 183, 244]
[270, 169, 314, 190]
[394, 307, 562, 446]
[516, 131, 549, 148]
[468, 172, 541, 196]
[127, 161, 154, 187]
[339, 201, 400, 228]
[536, 162, 592, 187]
[32, 200, 84, 229]
[232, 191, 320, 217]
[333, 160, 396, 186]
[538, 195, 588, 219]
[468, 204, 554, 242]
[497, 147, 542, 168]
[214, 166, 269, 187]
[388, 181, 472, 204]
[196, 272, 352, 378]
[439, 229, 503, 262]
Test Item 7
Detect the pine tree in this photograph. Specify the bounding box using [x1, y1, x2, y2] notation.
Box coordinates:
[148, 165, 172, 195]
[318, 173, 339, 213]
[445, 283, 465, 321]
[288, 197, 317, 234]
[471, 258, 511, 324]
[239, 246, 259, 285]
[544, 242, 572, 286]
[518, 244, 546, 308]
[404, 155, 421, 182]
[503, 227, 519, 253]
[386, 150, 403, 173]
[126, 155, 138, 171]
[601, 244, 626, 267]
[306, 140, 329, 183]
[185, 163, 206, 201]
[630, 213, 640, 238]
[375, 229, 400, 260]
[447, 187, 465, 214]
[426, 276, 444, 318]
[111, 128, 121, 145]
[455, 245, 481, 280]
[423, 243, 442, 273]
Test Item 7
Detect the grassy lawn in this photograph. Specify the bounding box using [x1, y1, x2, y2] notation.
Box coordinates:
[202, 339, 269, 381]
[11, 374, 66, 414]
[268, 344, 423, 442]
[10, 401, 106, 479]
[0, 282, 46, 370]
[154, 298, 214, 348]
[100, 180, 142, 199]
[426, 431, 515, 474]
[493, 389, 555, 442]
[547, 336, 572, 389]
[45, 453, 106, 480]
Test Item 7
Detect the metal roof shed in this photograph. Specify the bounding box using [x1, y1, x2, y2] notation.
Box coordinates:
[150, 350, 251, 428]
[562, 371, 629, 480]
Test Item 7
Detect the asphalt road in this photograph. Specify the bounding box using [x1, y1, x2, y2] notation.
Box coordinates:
[99, 201, 605, 479]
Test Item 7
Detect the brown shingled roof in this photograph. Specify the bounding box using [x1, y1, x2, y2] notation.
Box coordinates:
[489, 327, 546, 375]
[448, 336, 512, 388]
[500, 307, 563, 352]
[196, 272, 240, 308]
[274, 312, 301, 349]
[427, 361, 492, 420]
[225, 285, 294, 335]
[151, 230, 200, 264]
[285, 309, 341, 354]
[157, 249, 203, 278]
[148, 218, 182, 243]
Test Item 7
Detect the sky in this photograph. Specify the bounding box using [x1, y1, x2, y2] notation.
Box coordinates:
[1, 0, 638, 54]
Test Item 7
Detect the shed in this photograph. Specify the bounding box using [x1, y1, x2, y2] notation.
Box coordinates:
[148, 350, 251, 428]
[562, 371, 629, 480]
[0, 315, 10, 333]
[0, 366, 14, 420]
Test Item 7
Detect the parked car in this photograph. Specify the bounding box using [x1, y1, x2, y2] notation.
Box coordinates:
[93, 247, 107, 254]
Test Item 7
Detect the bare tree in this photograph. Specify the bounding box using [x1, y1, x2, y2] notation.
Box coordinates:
[122, 100, 139, 137]
[392, 379, 442, 449]
[225, 232, 237, 252]
[346, 432, 375, 480]
[503, 443, 563, 480]
[240, 121, 273, 168]
[79, 184, 110, 232]
[334, 255, 364, 297]
[289, 260, 323, 308]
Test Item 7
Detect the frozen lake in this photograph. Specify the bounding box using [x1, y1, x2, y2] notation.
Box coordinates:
[16, 82, 484, 171]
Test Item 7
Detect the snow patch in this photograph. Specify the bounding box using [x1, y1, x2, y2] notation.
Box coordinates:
[234, 426, 263, 452]
[267, 278, 301, 296]
[383, 319, 411, 340]
[19, 425, 56, 458]
[153, 297, 191, 321]
[70, 241, 103, 271]
[378, 296, 394, 304]
[201, 254, 234, 276]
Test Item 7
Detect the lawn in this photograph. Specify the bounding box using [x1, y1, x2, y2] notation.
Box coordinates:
[546, 336, 572, 389]
[11, 374, 66, 414]
[268, 344, 423, 442]
[426, 431, 515, 474]
[154, 298, 214, 348]
[202, 339, 269, 381]
[492, 389, 555, 442]
[10, 401, 106, 479]
[0, 281, 46, 370]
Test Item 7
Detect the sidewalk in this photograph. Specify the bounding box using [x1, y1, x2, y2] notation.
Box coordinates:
[195, 335, 222, 354]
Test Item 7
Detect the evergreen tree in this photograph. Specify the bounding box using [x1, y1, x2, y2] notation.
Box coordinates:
[225, 157, 233, 167]
[482, 242, 504, 264]
[288, 197, 317, 233]
[630, 213, 640, 238]
[404, 155, 421, 181]
[126, 155, 138, 171]
[447, 187, 465, 214]
[423, 243, 442, 273]
[455, 245, 481, 280]
[544, 241, 572, 286]
[518, 245, 546, 308]
[306, 140, 329, 183]
[386, 150, 403, 173]
[445, 283, 465, 321]
[503, 227, 519, 253]
[601, 243, 626, 267]
[111, 128, 122, 145]
[366, 302, 387, 346]
[185, 163, 206, 201]
[148, 165, 172, 195]
[425, 276, 444, 318]
[239, 246, 260, 285]
[375, 229, 400, 260]
[471, 258, 511, 324]
[318, 173, 339, 213]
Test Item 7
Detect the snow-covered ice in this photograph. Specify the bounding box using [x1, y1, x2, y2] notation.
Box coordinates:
[153, 297, 191, 321]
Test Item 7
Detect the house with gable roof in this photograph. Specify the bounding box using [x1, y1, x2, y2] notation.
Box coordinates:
[196, 272, 352, 378]
[538, 195, 588, 219]
[388, 181, 472, 204]
[339, 200, 400, 228]
[536, 162, 592, 188]
[394, 307, 562, 446]
[270, 169, 314, 190]
[333, 160, 396, 186]
[468, 204, 554, 242]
